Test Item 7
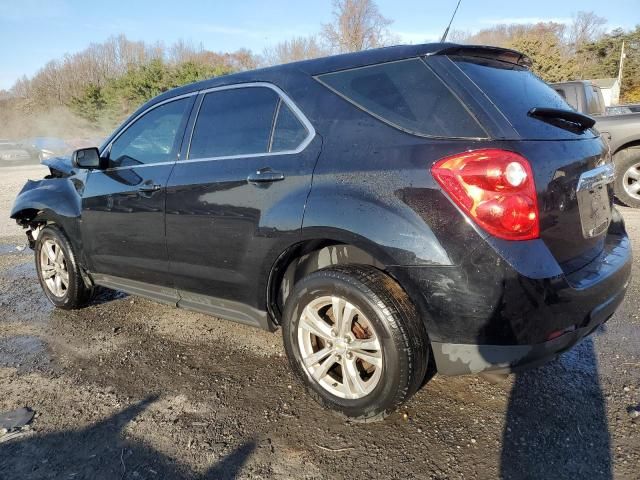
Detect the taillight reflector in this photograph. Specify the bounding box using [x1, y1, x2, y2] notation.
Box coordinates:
[431, 149, 540, 241]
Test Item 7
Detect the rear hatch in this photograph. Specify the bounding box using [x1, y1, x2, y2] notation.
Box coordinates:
[443, 51, 613, 273]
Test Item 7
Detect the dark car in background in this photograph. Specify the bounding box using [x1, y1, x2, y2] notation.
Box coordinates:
[11, 43, 631, 420]
[21, 137, 70, 159]
[0, 139, 41, 164]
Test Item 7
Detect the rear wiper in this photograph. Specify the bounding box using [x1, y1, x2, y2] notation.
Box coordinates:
[528, 107, 596, 132]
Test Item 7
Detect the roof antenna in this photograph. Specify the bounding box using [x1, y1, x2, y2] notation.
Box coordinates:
[440, 0, 463, 42]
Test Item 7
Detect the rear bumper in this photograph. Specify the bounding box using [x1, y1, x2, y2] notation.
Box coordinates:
[431, 282, 625, 375]
[389, 213, 631, 376]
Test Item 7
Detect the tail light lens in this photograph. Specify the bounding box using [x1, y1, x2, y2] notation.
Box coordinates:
[431, 149, 539, 241]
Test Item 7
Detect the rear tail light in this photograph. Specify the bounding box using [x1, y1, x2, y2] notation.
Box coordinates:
[431, 149, 539, 241]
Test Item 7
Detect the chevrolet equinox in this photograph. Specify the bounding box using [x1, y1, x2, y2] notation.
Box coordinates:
[11, 44, 631, 421]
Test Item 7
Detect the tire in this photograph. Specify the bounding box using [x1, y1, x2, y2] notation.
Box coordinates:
[282, 265, 430, 421]
[35, 225, 93, 309]
[613, 147, 640, 208]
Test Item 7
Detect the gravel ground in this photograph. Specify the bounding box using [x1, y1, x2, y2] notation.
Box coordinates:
[0, 164, 638, 479]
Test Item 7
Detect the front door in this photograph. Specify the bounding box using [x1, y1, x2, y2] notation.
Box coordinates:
[81, 95, 194, 288]
[165, 85, 320, 318]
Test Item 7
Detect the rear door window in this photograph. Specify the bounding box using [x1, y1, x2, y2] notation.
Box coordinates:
[188, 87, 311, 159]
[452, 56, 595, 139]
[316, 58, 486, 138]
[270, 100, 309, 152]
[189, 87, 279, 159]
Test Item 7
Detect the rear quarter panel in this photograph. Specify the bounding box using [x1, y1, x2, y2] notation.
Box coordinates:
[300, 89, 490, 268]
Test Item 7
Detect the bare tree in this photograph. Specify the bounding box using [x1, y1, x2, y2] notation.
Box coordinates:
[569, 11, 607, 51]
[447, 29, 472, 44]
[228, 48, 260, 71]
[569, 11, 607, 78]
[321, 0, 394, 53]
[168, 39, 204, 64]
[11, 75, 31, 99]
[263, 36, 329, 65]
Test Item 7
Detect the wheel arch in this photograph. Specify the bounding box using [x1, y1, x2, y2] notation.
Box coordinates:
[11, 178, 83, 251]
[266, 235, 402, 326]
[612, 139, 640, 156]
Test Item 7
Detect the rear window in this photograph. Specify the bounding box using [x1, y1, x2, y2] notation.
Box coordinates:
[452, 56, 593, 139]
[587, 86, 605, 116]
[316, 58, 486, 138]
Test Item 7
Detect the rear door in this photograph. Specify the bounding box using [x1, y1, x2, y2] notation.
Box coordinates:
[165, 84, 320, 318]
[81, 95, 194, 290]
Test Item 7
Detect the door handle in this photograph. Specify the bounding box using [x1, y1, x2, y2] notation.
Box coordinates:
[247, 169, 285, 184]
[138, 183, 162, 193]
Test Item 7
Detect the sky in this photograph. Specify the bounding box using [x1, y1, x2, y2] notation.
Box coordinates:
[0, 0, 638, 90]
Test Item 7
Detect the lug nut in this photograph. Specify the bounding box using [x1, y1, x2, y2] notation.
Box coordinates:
[326, 341, 333, 348]
[346, 352, 353, 360]
[330, 329, 337, 337]
[344, 336, 352, 343]
[336, 354, 342, 361]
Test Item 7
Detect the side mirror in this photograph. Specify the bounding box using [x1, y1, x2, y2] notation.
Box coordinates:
[71, 147, 102, 169]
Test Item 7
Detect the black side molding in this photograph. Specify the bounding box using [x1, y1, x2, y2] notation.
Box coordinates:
[528, 107, 596, 131]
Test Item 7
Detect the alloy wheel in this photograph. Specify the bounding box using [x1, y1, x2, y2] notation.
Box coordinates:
[40, 238, 69, 297]
[297, 295, 382, 399]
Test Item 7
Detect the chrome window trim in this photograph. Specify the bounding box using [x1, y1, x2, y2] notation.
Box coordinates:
[268, 98, 283, 153]
[184, 81, 315, 163]
[99, 92, 198, 171]
[98, 82, 315, 172]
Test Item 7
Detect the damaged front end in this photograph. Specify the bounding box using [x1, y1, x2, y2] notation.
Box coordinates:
[10, 156, 83, 249]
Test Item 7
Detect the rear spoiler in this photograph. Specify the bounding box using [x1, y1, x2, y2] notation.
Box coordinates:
[432, 45, 533, 68]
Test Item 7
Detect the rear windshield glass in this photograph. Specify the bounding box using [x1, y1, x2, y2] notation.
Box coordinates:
[316, 58, 486, 138]
[452, 56, 593, 138]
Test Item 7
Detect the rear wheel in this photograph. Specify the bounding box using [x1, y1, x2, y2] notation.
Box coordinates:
[614, 147, 640, 208]
[282, 265, 429, 421]
[35, 225, 93, 309]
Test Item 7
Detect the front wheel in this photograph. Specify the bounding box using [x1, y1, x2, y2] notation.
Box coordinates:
[282, 265, 429, 421]
[35, 225, 93, 309]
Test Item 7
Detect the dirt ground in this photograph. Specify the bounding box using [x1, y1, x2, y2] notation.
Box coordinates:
[0, 164, 638, 479]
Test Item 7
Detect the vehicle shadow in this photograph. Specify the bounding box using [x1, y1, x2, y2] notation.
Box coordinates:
[500, 336, 612, 479]
[0, 394, 256, 479]
[89, 286, 129, 306]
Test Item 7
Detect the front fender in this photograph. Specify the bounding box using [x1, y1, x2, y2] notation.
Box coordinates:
[11, 178, 81, 220]
[10, 177, 83, 255]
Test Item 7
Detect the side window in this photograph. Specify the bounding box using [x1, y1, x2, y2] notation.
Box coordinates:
[270, 100, 309, 152]
[189, 87, 279, 159]
[317, 58, 485, 138]
[590, 87, 605, 116]
[109, 98, 190, 168]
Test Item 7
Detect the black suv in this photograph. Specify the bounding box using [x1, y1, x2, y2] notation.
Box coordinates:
[12, 44, 631, 421]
